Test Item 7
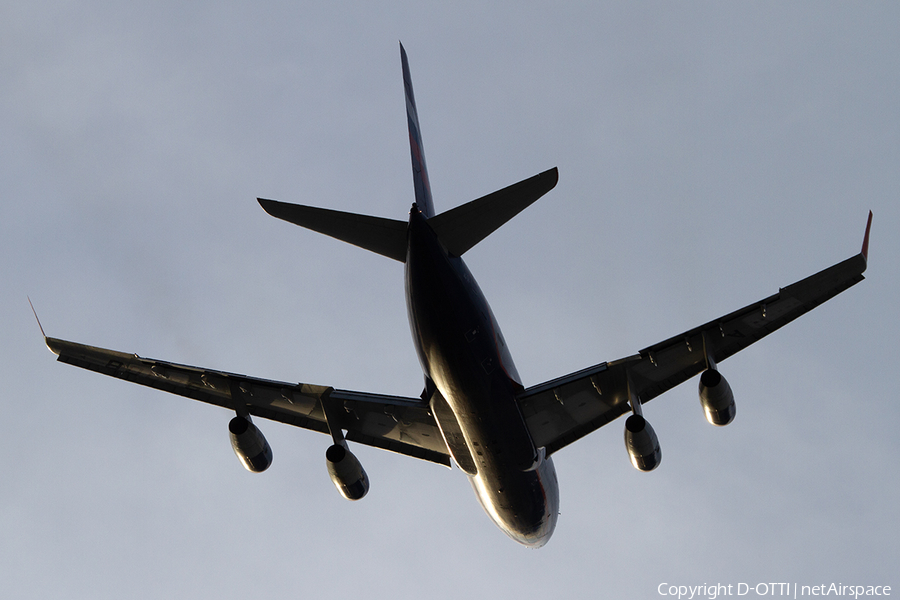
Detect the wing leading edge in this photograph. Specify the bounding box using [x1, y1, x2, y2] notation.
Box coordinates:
[44, 336, 451, 466]
[518, 213, 871, 455]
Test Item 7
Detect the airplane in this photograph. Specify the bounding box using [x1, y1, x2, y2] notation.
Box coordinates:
[38, 43, 872, 548]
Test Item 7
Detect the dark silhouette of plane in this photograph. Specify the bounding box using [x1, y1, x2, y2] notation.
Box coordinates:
[40, 43, 871, 547]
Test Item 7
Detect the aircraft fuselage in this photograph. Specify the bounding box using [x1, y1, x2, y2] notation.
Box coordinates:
[404, 204, 559, 547]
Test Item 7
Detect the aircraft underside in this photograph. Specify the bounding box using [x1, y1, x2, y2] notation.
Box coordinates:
[405, 204, 559, 546]
[39, 43, 869, 548]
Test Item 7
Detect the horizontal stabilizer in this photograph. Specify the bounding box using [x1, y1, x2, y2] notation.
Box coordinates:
[428, 168, 558, 256]
[258, 199, 408, 262]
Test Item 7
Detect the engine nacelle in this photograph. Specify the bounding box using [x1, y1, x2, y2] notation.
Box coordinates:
[624, 414, 661, 472]
[699, 369, 736, 426]
[229, 416, 273, 473]
[326, 443, 369, 501]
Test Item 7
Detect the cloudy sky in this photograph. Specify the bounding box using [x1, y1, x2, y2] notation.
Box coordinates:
[2, 2, 897, 598]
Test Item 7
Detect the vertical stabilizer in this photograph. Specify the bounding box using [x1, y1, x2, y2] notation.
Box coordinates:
[400, 43, 435, 218]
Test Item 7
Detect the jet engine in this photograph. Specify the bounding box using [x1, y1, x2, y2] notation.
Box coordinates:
[698, 369, 736, 426]
[326, 442, 369, 501]
[228, 416, 273, 473]
[624, 414, 661, 472]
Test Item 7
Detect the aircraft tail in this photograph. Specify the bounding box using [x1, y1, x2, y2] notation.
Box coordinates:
[400, 42, 558, 253]
[257, 45, 558, 261]
[401, 42, 435, 218]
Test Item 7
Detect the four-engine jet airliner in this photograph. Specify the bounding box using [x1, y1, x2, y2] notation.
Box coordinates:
[40, 44, 871, 547]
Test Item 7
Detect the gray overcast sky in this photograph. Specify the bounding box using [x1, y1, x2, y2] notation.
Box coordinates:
[2, 2, 897, 598]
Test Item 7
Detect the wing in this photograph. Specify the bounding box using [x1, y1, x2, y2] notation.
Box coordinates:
[518, 214, 871, 455]
[44, 337, 451, 466]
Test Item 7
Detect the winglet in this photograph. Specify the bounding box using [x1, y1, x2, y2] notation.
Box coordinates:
[27, 297, 52, 352]
[861, 210, 873, 262]
[26, 300, 66, 357]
